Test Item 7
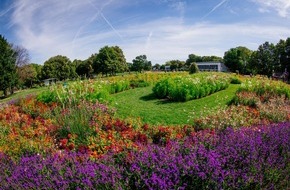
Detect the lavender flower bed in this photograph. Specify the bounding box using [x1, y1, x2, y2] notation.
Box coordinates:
[1, 123, 289, 189]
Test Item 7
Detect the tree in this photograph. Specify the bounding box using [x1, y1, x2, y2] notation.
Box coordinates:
[132, 55, 151, 72]
[201, 56, 222, 62]
[186, 54, 222, 68]
[127, 62, 133, 72]
[286, 37, 290, 70]
[272, 37, 290, 74]
[249, 42, 276, 76]
[144, 60, 152, 71]
[152, 63, 161, 70]
[31, 63, 43, 85]
[186, 54, 202, 67]
[223, 46, 252, 74]
[18, 64, 38, 88]
[166, 60, 185, 71]
[0, 35, 18, 97]
[93, 46, 127, 76]
[189, 62, 199, 74]
[41, 55, 74, 80]
[13, 45, 30, 67]
[113, 46, 128, 73]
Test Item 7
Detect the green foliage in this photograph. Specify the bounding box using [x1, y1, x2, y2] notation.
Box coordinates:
[53, 101, 98, 146]
[230, 77, 242, 84]
[237, 77, 290, 98]
[186, 54, 222, 67]
[93, 46, 127, 76]
[109, 80, 130, 94]
[75, 55, 95, 78]
[41, 55, 75, 80]
[153, 72, 230, 102]
[248, 42, 276, 77]
[17, 64, 39, 88]
[189, 62, 199, 74]
[36, 90, 57, 103]
[112, 83, 239, 125]
[165, 60, 185, 71]
[0, 35, 18, 97]
[132, 55, 151, 72]
[129, 79, 150, 88]
[229, 76, 290, 107]
[152, 78, 170, 99]
[223, 46, 252, 74]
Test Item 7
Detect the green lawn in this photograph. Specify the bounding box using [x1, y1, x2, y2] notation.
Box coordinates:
[0, 87, 46, 104]
[111, 84, 240, 125]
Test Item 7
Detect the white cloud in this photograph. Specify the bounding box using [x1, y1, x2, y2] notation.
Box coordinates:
[121, 19, 290, 63]
[170, 1, 186, 15]
[7, 0, 290, 64]
[251, 0, 290, 17]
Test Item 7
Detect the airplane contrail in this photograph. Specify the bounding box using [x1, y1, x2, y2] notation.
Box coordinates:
[72, 0, 123, 50]
[202, 0, 229, 19]
[87, 0, 123, 40]
[0, 2, 17, 17]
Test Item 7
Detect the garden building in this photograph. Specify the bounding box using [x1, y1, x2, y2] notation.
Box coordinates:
[196, 62, 228, 72]
[43, 78, 57, 86]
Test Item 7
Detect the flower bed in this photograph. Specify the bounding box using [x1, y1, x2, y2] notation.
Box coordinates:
[153, 72, 230, 102]
[0, 73, 290, 189]
[1, 123, 289, 189]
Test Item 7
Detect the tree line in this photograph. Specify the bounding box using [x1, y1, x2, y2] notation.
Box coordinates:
[1, 33, 289, 97]
[223, 39, 290, 76]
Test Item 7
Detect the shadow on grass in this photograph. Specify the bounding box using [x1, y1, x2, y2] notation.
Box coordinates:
[139, 93, 177, 105]
[139, 93, 157, 101]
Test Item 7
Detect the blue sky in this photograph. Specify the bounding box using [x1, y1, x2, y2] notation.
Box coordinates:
[0, 0, 290, 64]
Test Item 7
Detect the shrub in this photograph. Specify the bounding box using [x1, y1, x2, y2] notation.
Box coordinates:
[36, 90, 57, 103]
[189, 62, 199, 74]
[152, 78, 171, 99]
[129, 79, 150, 88]
[230, 77, 242, 84]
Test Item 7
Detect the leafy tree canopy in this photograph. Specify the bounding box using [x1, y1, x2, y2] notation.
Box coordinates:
[0, 35, 18, 96]
[41, 55, 74, 80]
[132, 55, 151, 72]
[223, 46, 252, 74]
[186, 54, 222, 67]
[165, 60, 185, 71]
[93, 46, 127, 76]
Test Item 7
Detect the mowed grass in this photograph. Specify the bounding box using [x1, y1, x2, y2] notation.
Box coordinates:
[0, 87, 46, 104]
[111, 84, 240, 125]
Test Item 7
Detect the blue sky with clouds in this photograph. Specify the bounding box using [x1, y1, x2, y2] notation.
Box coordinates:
[0, 0, 290, 64]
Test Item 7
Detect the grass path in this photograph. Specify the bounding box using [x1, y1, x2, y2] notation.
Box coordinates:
[111, 84, 240, 125]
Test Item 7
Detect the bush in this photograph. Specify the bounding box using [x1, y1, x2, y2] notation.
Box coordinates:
[230, 77, 242, 84]
[189, 62, 199, 74]
[152, 78, 171, 99]
[129, 79, 150, 88]
[36, 90, 57, 103]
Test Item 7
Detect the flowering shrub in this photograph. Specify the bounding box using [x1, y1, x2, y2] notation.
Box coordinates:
[0, 152, 123, 189]
[238, 77, 290, 98]
[1, 123, 289, 189]
[37, 79, 112, 106]
[153, 72, 230, 102]
[0, 104, 57, 158]
[193, 105, 261, 130]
